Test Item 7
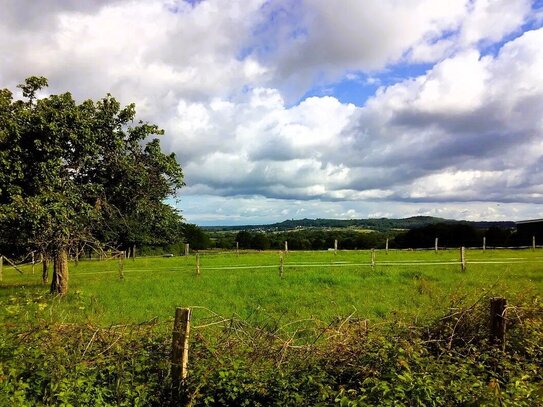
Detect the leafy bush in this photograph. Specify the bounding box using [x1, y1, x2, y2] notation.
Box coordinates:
[1, 295, 542, 405]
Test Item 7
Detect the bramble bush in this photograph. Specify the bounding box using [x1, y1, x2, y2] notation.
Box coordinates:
[1, 294, 542, 406]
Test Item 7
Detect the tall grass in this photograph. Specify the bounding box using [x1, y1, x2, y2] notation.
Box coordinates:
[1, 249, 542, 326]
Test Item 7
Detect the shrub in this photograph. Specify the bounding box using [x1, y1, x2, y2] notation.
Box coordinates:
[1, 295, 542, 405]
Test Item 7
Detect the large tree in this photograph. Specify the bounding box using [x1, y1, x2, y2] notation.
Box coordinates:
[0, 77, 184, 295]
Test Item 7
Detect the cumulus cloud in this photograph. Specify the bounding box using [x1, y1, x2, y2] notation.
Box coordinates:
[0, 0, 268, 113]
[170, 27, 543, 209]
[410, 0, 533, 62]
[1, 0, 543, 223]
[353, 28, 543, 203]
[167, 89, 357, 198]
[254, 0, 533, 97]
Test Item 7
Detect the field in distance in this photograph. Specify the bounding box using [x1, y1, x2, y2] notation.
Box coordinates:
[1, 249, 542, 327]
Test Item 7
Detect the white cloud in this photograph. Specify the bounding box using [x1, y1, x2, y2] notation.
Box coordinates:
[459, 0, 531, 46]
[255, 0, 533, 97]
[175, 27, 543, 209]
[0, 0, 267, 112]
[167, 88, 358, 199]
[2, 0, 543, 223]
[181, 194, 543, 225]
[409, 0, 532, 62]
[346, 27, 543, 203]
[410, 51, 490, 112]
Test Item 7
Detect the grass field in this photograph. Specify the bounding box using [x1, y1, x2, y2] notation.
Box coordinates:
[2, 248, 543, 405]
[1, 248, 543, 327]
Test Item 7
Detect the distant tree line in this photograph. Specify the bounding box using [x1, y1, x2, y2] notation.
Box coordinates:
[394, 224, 520, 248]
[205, 217, 516, 232]
[232, 229, 389, 250]
[184, 223, 525, 251]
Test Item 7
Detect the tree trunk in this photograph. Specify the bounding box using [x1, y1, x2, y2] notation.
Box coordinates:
[42, 255, 49, 284]
[50, 248, 69, 296]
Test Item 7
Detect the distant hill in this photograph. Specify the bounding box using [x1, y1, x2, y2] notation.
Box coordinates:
[203, 216, 516, 232]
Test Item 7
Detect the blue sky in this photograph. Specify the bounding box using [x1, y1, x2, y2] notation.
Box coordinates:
[2, 0, 543, 225]
[300, 63, 436, 107]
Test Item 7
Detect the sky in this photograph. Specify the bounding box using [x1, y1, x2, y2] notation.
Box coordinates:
[2, 0, 543, 225]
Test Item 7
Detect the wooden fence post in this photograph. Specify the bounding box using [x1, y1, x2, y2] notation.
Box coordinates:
[0, 255, 3, 282]
[284, 241, 288, 253]
[435, 238, 438, 253]
[171, 307, 192, 401]
[279, 254, 284, 279]
[31, 252, 35, 274]
[533, 236, 536, 251]
[385, 238, 389, 254]
[460, 246, 466, 272]
[118, 252, 125, 280]
[490, 298, 507, 349]
[334, 239, 338, 255]
[236, 241, 239, 256]
[185, 243, 190, 256]
[483, 236, 486, 252]
[371, 249, 375, 270]
[196, 254, 200, 276]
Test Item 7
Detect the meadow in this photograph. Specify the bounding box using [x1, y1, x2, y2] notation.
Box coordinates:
[2, 248, 542, 327]
[2, 248, 543, 405]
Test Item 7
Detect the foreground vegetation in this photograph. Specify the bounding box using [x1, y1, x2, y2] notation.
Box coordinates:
[1, 293, 542, 405]
[1, 249, 542, 405]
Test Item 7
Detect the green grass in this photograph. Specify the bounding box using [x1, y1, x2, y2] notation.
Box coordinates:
[1, 249, 542, 326]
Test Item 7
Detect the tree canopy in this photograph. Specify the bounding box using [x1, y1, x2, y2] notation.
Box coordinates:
[182, 224, 211, 251]
[0, 77, 184, 294]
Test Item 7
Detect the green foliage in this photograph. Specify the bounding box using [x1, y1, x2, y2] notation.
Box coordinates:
[1, 294, 542, 405]
[0, 321, 171, 406]
[215, 222, 518, 251]
[0, 77, 184, 261]
[1, 250, 543, 403]
[231, 229, 388, 250]
[16, 76, 48, 101]
[395, 223, 482, 248]
[182, 224, 211, 250]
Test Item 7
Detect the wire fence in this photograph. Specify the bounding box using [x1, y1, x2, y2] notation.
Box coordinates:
[2, 246, 543, 281]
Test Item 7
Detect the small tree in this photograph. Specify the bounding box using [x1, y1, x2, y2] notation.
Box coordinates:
[0, 77, 184, 295]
